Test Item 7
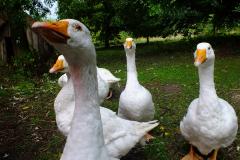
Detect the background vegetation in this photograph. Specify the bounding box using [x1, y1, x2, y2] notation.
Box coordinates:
[57, 0, 240, 47]
[1, 0, 240, 49]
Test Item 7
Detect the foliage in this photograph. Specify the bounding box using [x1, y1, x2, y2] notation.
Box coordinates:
[0, 0, 53, 47]
[0, 0, 239, 49]
[154, 0, 240, 35]
[12, 50, 55, 77]
[57, 0, 240, 47]
[234, 3, 240, 12]
[115, 31, 134, 44]
[13, 50, 38, 76]
[58, 0, 123, 48]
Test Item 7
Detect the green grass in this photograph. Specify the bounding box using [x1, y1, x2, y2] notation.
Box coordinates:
[0, 35, 240, 160]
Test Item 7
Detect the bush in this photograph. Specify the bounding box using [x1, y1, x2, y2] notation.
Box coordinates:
[13, 50, 40, 76]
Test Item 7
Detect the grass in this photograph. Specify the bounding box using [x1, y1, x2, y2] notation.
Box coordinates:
[0, 35, 240, 160]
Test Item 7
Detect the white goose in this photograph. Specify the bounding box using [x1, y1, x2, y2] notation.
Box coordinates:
[97, 67, 121, 98]
[180, 42, 238, 160]
[97, 67, 121, 85]
[32, 19, 159, 160]
[49, 55, 70, 87]
[57, 73, 69, 87]
[118, 38, 155, 122]
[50, 55, 120, 101]
[49, 54, 110, 104]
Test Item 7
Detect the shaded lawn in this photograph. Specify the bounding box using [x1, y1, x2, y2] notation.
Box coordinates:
[0, 36, 240, 160]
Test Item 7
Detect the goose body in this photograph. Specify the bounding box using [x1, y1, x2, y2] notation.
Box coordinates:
[54, 76, 159, 159]
[97, 67, 121, 85]
[180, 42, 238, 159]
[119, 84, 155, 121]
[58, 73, 69, 87]
[50, 55, 110, 104]
[33, 19, 158, 160]
[118, 38, 155, 122]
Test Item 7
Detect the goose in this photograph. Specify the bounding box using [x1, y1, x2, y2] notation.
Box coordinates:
[50, 54, 110, 103]
[97, 67, 121, 85]
[180, 42, 238, 160]
[50, 54, 120, 87]
[49, 55, 70, 87]
[118, 38, 155, 122]
[97, 67, 121, 98]
[57, 73, 69, 87]
[32, 19, 159, 160]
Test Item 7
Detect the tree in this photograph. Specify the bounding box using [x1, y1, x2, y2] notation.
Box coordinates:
[0, 0, 56, 68]
[0, 0, 52, 45]
[58, 0, 239, 47]
[118, 0, 240, 38]
[156, 0, 240, 35]
[58, 0, 123, 48]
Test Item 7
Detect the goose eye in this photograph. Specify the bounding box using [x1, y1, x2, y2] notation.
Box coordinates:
[208, 47, 210, 50]
[74, 24, 82, 31]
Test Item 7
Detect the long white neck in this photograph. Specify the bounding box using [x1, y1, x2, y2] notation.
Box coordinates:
[60, 46, 109, 160]
[66, 72, 71, 79]
[126, 50, 140, 87]
[198, 63, 218, 105]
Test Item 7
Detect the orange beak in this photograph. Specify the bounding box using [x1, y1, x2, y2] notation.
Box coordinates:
[126, 40, 132, 49]
[49, 59, 64, 73]
[32, 20, 70, 43]
[194, 49, 207, 66]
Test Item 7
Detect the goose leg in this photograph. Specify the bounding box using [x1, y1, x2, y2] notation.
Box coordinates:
[181, 145, 199, 160]
[144, 133, 155, 142]
[139, 133, 155, 146]
[209, 149, 218, 160]
[106, 90, 113, 99]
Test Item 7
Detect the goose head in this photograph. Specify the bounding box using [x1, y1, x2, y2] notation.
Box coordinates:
[124, 37, 136, 54]
[32, 19, 95, 66]
[194, 42, 215, 68]
[49, 55, 69, 73]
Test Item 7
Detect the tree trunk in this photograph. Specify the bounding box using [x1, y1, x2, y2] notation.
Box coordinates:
[146, 36, 149, 44]
[5, 37, 14, 64]
[212, 14, 217, 36]
[103, 1, 114, 49]
[213, 23, 216, 36]
[104, 34, 110, 48]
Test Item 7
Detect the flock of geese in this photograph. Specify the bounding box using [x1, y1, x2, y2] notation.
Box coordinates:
[32, 19, 238, 160]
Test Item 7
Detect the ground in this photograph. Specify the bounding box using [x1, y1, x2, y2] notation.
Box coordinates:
[0, 35, 240, 160]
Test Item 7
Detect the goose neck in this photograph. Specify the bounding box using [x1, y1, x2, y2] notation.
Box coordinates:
[60, 47, 109, 160]
[198, 64, 218, 103]
[126, 51, 139, 87]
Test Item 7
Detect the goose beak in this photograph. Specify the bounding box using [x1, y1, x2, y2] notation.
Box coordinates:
[32, 20, 70, 43]
[126, 40, 133, 49]
[49, 59, 64, 73]
[194, 49, 207, 67]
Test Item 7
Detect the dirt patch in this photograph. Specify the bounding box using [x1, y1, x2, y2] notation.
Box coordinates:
[0, 65, 64, 160]
[146, 81, 182, 95]
[215, 41, 240, 57]
[160, 84, 182, 95]
[145, 81, 162, 89]
[230, 89, 240, 105]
